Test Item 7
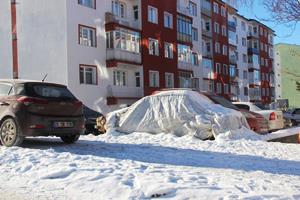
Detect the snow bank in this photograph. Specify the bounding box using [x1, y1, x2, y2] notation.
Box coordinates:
[107, 90, 254, 140]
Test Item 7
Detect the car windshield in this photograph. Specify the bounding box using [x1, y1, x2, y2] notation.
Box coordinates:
[255, 103, 269, 110]
[208, 95, 238, 110]
[25, 83, 76, 100]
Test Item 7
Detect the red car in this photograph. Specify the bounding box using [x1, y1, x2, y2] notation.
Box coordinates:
[201, 93, 269, 134]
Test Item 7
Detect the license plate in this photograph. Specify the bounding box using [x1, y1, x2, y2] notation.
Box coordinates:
[53, 121, 74, 128]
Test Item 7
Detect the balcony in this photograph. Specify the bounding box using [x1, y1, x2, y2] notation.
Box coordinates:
[249, 77, 261, 86]
[179, 77, 199, 90]
[228, 21, 237, 31]
[178, 61, 196, 71]
[248, 48, 259, 55]
[107, 86, 144, 99]
[177, 5, 191, 17]
[247, 32, 259, 38]
[201, 0, 211, 16]
[229, 55, 237, 64]
[202, 29, 212, 38]
[106, 49, 141, 67]
[105, 12, 140, 30]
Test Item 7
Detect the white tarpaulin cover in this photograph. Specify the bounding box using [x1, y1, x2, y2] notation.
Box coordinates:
[107, 90, 253, 140]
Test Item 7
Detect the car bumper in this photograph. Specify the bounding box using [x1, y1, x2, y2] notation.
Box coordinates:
[16, 113, 85, 137]
[269, 120, 284, 131]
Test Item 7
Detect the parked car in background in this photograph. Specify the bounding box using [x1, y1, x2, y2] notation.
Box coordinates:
[83, 106, 106, 135]
[0, 80, 85, 147]
[203, 94, 269, 134]
[283, 108, 300, 126]
[233, 102, 284, 132]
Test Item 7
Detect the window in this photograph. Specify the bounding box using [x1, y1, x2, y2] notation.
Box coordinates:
[164, 42, 173, 59]
[230, 65, 236, 77]
[216, 63, 221, 74]
[164, 12, 173, 29]
[148, 6, 158, 24]
[178, 44, 198, 65]
[260, 42, 264, 51]
[222, 45, 227, 56]
[260, 27, 264, 36]
[205, 21, 210, 32]
[223, 64, 228, 75]
[241, 21, 246, 31]
[135, 72, 141, 87]
[214, 22, 220, 34]
[244, 87, 248, 96]
[165, 73, 174, 88]
[189, 1, 197, 16]
[213, 2, 219, 14]
[242, 38, 246, 47]
[265, 44, 268, 52]
[221, 6, 226, 17]
[192, 28, 198, 41]
[221, 25, 227, 36]
[261, 58, 264, 66]
[243, 70, 248, 79]
[112, 0, 126, 18]
[133, 5, 139, 20]
[113, 70, 127, 86]
[243, 54, 247, 63]
[265, 59, 268, 67]
[78, 0, 95, 9]
[149, 38, 159, 56]
[215, 42, 220, 54]
[80, 65, 97, 85]
[177, 15, 193, 43]
[149, 71, 159, 87]
[106, 29, 141, 53]
[224, 84, 229, 94]
[0, 83, 12, 96]
[79, 25, 96, 47]
[216, 83, 222, 94]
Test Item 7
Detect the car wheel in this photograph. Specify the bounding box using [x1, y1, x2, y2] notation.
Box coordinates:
[291, 120, 298, 127]
[0, 118, 24, 147]
[60, 134, 80, 144]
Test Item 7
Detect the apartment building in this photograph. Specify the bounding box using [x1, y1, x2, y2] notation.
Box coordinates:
[0, 0, 276, 113]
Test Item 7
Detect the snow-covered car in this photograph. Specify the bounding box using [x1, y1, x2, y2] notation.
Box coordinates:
[107, 90, 252, 140]
[233, 102, 284, 132]
[283, 108, 300, 126]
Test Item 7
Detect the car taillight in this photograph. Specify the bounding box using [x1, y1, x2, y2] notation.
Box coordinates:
[269, 112, 276, 121]
[73, 100, 83, 108]
[29, 124, 46, 129]
[17, 97, 48, 106]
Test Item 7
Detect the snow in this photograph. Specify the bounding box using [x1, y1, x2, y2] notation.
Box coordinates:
[107, 90, 251, 140]
[1, 130, 300, 199]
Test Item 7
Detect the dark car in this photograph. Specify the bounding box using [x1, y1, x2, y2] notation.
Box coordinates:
[83, 106, 106, 135]
[203, 93, 269, 134]
[0, 80, 85, 147]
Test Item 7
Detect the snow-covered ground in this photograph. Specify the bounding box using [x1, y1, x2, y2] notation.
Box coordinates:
[1, 130, 300, 200]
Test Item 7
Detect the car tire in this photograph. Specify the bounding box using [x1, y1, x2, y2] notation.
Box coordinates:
[0, 118, 24, 147]
[60, 134, 80, 144]
[291, 120, 298, 127]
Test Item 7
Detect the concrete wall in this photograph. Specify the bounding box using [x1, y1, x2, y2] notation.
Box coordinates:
[0, 0, 13, 79]
[16, 0, 68, 84]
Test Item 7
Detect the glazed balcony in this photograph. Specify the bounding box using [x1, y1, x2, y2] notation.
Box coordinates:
[105, 12, 140, 30]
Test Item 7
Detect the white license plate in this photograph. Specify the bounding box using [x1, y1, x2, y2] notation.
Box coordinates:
[53, 121, 74, 128]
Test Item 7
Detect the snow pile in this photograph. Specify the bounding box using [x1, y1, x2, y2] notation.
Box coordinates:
[1, 132, 300, 199]
[107, 90, 253, 140]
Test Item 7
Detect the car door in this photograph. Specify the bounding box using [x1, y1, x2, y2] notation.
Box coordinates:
[293, 109, 300, 122]
[0, 82, 13, 119]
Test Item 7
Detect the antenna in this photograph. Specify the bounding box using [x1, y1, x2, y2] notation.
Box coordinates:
[42, 74, 48, 82]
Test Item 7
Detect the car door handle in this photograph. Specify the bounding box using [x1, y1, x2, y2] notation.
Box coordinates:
[0, 102, 10, 106]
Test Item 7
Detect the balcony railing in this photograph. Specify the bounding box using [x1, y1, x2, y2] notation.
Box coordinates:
[247, 32, 259, 38]
[106, 49, 141, 65]
[178, 61, 197, 71]
[229, 55, 237, 64]
[202, 29, 212, 38]
[248, 48, 260, 55]
[105, 12, 140, 30]
[201, 0, 211, 16]
[107, 85, 144, 99]
[228, 21, 237, 31]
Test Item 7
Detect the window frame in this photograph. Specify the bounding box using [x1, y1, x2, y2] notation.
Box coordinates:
[78, 0, 96, 9]
[78, 24, 97, 48]
[79, 64, 98, 85]
[148, 6, 158, 24]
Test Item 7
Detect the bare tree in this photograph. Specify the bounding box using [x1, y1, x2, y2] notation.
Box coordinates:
[239, 0, 300, 25]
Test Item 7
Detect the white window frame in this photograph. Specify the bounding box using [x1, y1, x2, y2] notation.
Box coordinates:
[165, 73, 174, 88]
[149, 38, 159, 56]
[164, 42, 174, 59]
[164, 12, 173, 29]
[149, 71, 159, 87]
[148, 6, 158, 24]
[213, 2, 219, 14]
[113, 70, 127, 86]
[79, 25, 97, 47]
[80, 65, 97, 85]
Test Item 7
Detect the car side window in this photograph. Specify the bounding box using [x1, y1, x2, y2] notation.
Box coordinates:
[236, 104, 250, 111]
[0, 83, 12, 96]
[294, 109, 300, 115]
